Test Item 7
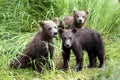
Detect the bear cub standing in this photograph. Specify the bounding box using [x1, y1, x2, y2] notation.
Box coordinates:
[59, 22, 105, 71]
[63, 10, 89, 29]
[10, 18, 58, 73]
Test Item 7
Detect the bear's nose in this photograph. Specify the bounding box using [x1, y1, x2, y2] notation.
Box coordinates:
[54, 32, 57, 36]
[79, 19, 82, 22]
[65, 44, 70, 48]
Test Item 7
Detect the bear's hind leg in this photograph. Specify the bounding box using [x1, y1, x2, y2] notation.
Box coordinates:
[87, 51, 97, 68]
[96, 42, 105, 68]
[10, 56, 30, 68]
[96, 50, 105, 68]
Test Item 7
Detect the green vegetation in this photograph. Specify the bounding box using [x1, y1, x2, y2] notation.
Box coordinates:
[0, 0, 120, 80]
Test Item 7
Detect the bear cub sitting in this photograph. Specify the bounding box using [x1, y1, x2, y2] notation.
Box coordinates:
[59, 22, 105, 71]
[10, 18, 58, 73]
[63, 10, 89, 29]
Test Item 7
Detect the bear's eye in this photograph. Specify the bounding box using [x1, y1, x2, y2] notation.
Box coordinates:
[48, 27, 52, 30]
[64, 37, 66, 40]
[76, 15, 79, 18]
[54, 26, 56, 29]
[69, 37, 72, 39]
[82, 16, 85, 18]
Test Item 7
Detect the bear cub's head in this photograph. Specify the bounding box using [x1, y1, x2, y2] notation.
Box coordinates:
[59, 28, 77, 48]
[73, 10, 89, 27]
[39, 17, 58, 37]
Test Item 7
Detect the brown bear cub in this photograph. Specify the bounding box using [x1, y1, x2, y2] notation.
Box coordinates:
[10, 18, 58, 73]
[58, 22, 105, 71]
[63, 10, 89, 29]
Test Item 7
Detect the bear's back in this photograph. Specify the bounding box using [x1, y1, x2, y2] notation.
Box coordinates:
[75, 28, 102, 50]
[63, 16, 73, 25]
[23, 30, 48, 59]
[76, 28, 100, 38]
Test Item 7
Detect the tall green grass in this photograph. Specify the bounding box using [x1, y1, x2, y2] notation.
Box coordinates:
[0, 0, 120, 80]
[0, 0, 120, 35]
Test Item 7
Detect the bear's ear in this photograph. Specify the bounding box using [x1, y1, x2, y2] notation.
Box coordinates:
[53, 17, 58, 24]
[38, 21, 45, 29]
[72, 28, 77, 34]
[73, 10, 78, 14]
[58, 28, 64, 34]
[58, 21, 64, 29]
[85, 10, 89, 15]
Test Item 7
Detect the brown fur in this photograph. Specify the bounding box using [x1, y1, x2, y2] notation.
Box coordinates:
[63, 10, 89, 29]
[10, 18, 58, 73]
[59, 22, 105, 71]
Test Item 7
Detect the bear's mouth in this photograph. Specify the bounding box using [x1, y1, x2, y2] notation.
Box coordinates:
[78, 21, 83, 24]
[53, 34, 58, 38]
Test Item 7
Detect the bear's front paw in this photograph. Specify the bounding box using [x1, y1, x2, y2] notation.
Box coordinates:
[87, 64, 97, 68]
[97, 64, 104, 68]
[76, 63, 83, 72]
[76, 67, 83, 72]
[60, 65, 68, 71]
